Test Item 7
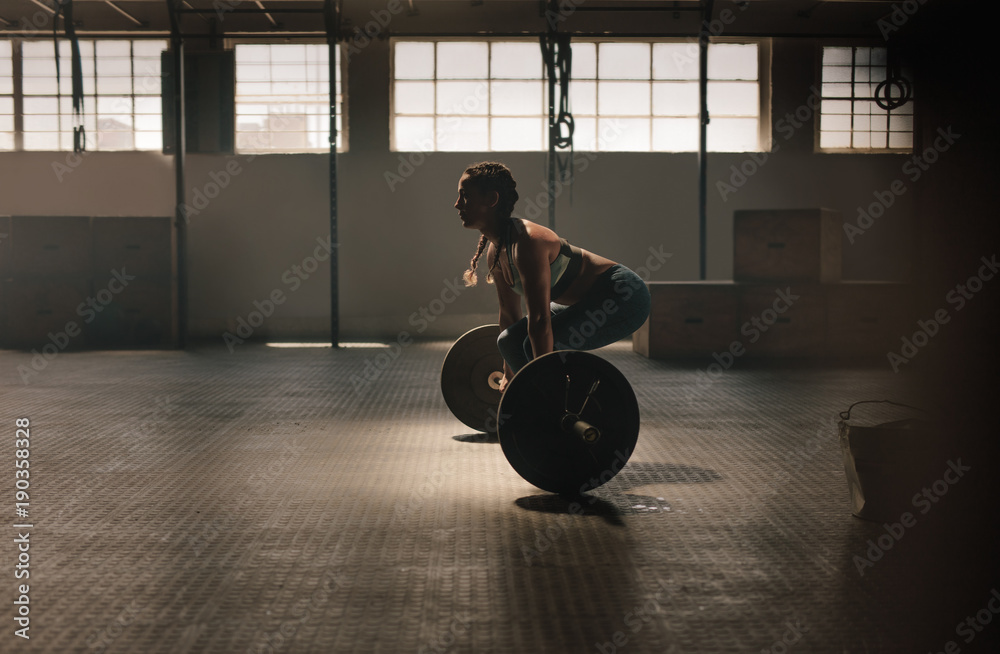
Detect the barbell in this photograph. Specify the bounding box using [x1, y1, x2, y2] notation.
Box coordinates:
[441, 324, 640, 494]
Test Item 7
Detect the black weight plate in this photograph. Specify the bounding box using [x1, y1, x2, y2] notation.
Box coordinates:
[498, 350, 639, 494]
[441, 324, 504, 432]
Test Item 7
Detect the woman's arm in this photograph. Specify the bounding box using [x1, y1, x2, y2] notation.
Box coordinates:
[512, 236, 554, 361]
[490, 242, 524, 387]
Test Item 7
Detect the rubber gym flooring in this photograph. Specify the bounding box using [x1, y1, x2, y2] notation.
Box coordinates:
[1, 340, 996, 654]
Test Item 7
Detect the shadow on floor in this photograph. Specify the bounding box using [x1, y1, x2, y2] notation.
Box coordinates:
[452, 432, 498, 444]
[614, 461, 723, 487]
[515, 492, 689, 526]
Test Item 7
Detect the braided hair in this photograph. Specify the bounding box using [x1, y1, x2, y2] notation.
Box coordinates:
[461, 162, 520, 287]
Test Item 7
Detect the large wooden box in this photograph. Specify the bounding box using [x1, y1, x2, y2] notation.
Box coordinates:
[825, 282, 914, 357]
[633, 282, 739, 357]
[734, 209, 841, 283]
[2, 279, 93, 349]
[92, 217, 171, 279]
[738, 284, 826, 356]
[0, 216, 10, 278]
[10, 217, 92, 278]
[86, 280, 172, 347]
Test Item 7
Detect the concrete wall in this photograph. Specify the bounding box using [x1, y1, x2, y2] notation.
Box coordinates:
[0, 4, 917, 342]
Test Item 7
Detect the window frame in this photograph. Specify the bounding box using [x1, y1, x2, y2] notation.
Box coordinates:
[6, 37, 169, 152]
[389, 35, 771, 154]
[814, 40, 915, 154]
[226, 37, 348, 154]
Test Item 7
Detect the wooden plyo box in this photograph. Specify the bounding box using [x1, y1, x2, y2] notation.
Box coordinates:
[633, 282, 739, 358]
[734, 209, 842, 283]
[825, 282, 914, 357]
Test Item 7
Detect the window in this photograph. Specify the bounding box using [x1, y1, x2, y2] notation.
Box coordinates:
[20, 39, 166, 151]
[1, 41, 13, 150]
[234, 43, 344, 153]
[819, 46, 913, 151]
[391, 38, 764, 153]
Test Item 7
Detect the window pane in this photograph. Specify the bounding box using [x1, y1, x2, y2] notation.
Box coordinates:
[24, 132, 59, 149]
[491, 81, 542, 116]
[98, 77, 133, 95]
[820, 131, 851, 148]
[436, 81, 489, 115]
[96, 57, 131, 76]
[491, 117, 544, 150]
[598, 81, 650, 116]
[437, 116, 488, 151]
[652, 82, 698, 116]
[437, 42, 488, 79]
[572, 43, 597, 79]
[653, 117, 698, 151]
[394, 81, 435, 115]
[653, 43, 699, 80]
[708, 118, 757, 152]
[707, 81, 758, 117]
[823, 65, 852, 83]
[823, 114, 852, 131]
[823, 47, 852, 65]
[598, 117, 648, 151]
[566, 80, 595, 116]
[395, 116, 435, 150]
[235, 43, 341, 152]
[888, 132, 912, 149]
[598, 43, 650, 80]
[136, 132, 162, 150]
[395, 42, 434, 79]
[135, 114, 161, 131]
[708, 44, 757, 80]
[491, 42, 542, 79]
[573, 117, 597, 150]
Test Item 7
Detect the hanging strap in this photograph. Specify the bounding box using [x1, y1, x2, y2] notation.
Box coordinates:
[839, 399, 928, 422]
[540, 30, 575, 202]
[54, 0, 86, 153]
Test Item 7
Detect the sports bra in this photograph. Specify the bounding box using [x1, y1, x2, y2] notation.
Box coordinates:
[504, 220, 584, 300]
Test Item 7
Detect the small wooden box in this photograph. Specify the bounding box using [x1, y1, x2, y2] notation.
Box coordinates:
[633, 282, 739, 357]
[92, 217, 172, 280]
[734, 209, 842, 283]
[825, 282, 914, 357]
[11, 216, 92, 278]
[737, 284, 826, 356]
